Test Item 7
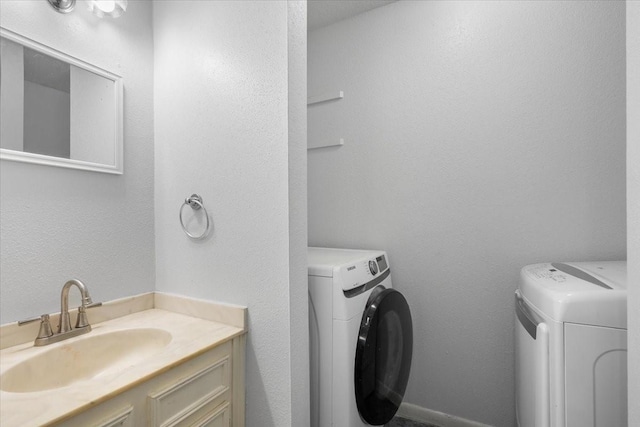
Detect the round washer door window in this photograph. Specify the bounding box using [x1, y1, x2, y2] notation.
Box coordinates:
[355, 286, 413, 425]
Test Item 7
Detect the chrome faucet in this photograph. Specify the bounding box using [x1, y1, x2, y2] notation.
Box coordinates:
[18, 279, 102, 346]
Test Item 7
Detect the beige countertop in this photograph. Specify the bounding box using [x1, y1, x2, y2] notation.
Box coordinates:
[0, 293, 247, 427]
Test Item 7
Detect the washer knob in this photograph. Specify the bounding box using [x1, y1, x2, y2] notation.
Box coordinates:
[369, 260, 378, 275]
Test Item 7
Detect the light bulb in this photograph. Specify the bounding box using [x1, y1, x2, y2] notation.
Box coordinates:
[96, 0, 115, 13]
[88, 0, 127, 18]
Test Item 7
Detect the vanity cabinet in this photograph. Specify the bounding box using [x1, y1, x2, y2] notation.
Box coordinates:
[57, 336, 245, 427]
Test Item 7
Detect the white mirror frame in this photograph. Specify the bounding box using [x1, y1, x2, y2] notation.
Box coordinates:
[0, 27, 123, 174]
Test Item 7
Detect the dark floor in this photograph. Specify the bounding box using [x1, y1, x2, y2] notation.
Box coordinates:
[385, 416, 440, 427]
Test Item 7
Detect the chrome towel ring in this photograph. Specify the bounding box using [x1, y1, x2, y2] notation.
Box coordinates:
[179, 194, 210, 240]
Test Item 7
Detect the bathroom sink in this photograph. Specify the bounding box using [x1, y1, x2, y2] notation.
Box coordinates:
[0, 328, 172, 393]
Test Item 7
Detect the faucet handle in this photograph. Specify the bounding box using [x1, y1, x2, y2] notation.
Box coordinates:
[17, 315, 44, 326]
[75, 302, 101, 329]
[75, 306, 90, 329]
[37, 314, 54, 339]
[18, 314, 53, 340]
[18, 313, 53, 332]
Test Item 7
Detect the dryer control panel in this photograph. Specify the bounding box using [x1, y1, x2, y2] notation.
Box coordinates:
[339, 254, 389, 292]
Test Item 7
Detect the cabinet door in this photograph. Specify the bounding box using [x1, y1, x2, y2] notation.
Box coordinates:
[148, 341, 231, 427]
[564, 323, 627, 427]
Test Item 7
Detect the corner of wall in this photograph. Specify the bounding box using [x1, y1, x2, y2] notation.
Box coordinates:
[626, 2, 640, 425]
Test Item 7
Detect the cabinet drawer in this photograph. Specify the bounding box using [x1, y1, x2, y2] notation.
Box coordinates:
[96, 406, 134, 427]
[148, 342, 231, 427]
[58, 405, 134, 427]
[196, 402, 230, 427]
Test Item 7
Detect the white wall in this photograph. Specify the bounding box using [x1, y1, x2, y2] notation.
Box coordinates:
[627, 2, 640, 425]
[153, 1, 308, 426]
[0, 0, 155, 323]
[308, 2, 626, 426]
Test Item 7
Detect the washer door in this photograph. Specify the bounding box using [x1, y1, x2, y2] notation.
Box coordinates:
[355, 287, 413, 425]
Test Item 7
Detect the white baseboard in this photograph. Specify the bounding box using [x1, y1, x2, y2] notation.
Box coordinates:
[396, 403, 494, 427]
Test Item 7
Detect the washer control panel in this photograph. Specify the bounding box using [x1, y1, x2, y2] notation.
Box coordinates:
[524, 263, 613, 289]
[337, 252, 390, 291]
[368, 260, 378, 275]
[526, 265, 568, 283]
[367, 255, 388, 276]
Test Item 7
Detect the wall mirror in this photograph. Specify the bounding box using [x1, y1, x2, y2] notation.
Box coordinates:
[0, 28, 123, 174]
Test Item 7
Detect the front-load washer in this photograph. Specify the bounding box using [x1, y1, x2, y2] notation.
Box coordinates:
[308, 247, 413, 427]
[515, 261, 627, 427]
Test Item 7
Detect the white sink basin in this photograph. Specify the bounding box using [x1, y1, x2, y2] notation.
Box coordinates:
[0, 328, 172, 393]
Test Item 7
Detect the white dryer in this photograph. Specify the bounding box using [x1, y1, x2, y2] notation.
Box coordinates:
[515, 261, 627, 427]
[308, 247, 413, 427]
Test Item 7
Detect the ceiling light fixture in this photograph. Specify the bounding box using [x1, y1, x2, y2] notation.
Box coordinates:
[47, 0, 76, 14]
[88, 0, 127, 18]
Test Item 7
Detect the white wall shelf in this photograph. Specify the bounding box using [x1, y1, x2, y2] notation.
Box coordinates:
[308, 138, 344, 150]
[307, 90, 345, 149]
[307, 91, 344, 106]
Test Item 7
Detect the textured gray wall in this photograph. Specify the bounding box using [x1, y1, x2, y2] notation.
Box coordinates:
[288, 1, 310, 426]
[0, 0, 155, 323]
[308, 2, 626, 425]
[627, 1, 640, 425]
[153, 1, 306, 426]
